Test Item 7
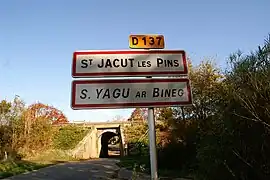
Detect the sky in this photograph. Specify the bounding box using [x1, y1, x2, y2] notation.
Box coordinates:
[0, 0, 269, 122]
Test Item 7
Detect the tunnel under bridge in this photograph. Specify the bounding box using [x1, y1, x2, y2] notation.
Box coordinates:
[69, 122, 131, 159]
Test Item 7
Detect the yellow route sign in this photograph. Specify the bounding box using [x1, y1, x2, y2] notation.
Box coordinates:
[129, 34, 165, 49]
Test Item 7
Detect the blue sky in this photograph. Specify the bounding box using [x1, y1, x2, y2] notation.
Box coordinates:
[0, 0, 269, 122]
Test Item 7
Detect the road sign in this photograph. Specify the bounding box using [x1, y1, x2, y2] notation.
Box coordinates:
[72, 50, 187, 78]
[71, 78, 192, 109]
[129, 34, 165, 49]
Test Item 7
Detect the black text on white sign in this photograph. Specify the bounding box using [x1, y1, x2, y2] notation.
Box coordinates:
[71, 78, 192, 109]
[72, 50, 188, 77]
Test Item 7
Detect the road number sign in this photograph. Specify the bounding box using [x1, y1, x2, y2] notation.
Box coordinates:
[72, 50, 187, 78]
[71, 78, 192, 109]
[129, 35, 165, 49]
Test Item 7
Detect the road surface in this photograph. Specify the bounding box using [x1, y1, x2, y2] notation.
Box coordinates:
[3, 159, 130, 180]
[3, 159, 190, 180]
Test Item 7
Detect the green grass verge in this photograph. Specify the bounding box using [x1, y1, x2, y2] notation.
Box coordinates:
[25, 149, 77, 164]
[0, 149, 80, 179]
[0, 160, 51, 179]
[117, 156, 149, 171]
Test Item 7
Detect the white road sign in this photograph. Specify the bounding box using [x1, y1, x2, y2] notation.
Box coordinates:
[71, 78, 192, 109]
[72, 50, 188, 77]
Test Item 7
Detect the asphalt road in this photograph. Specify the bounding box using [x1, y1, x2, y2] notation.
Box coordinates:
[2, 158, 190, 180]
[3, 159, 126, 180]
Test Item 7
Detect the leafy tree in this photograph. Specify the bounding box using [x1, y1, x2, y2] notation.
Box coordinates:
[221, 36, 270, 180]
[196, 35, 270, 180]
[20, 103, 68, 152]
[0, 99, 11, 157]
[122, 35, 270, 180]
[0, 96, 25, 158]
[128, 108, 163, 122]
[128, 108, 145, 122]
[0, 100, 12, 125]
[177, 59, 224, 121]
[0, 97, 83, 159]
[25, 103, 68, 125]
[9, 96, 26, 151]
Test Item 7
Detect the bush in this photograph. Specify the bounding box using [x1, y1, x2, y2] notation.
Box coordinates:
[195, 36, 270, 180]
[127, 142, 149, 156]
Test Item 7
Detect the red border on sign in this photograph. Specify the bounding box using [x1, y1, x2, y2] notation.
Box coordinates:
[71, 78, 192, 109]
[72, 50, 188, 77]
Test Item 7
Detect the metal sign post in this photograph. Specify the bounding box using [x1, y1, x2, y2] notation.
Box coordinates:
[138, 35, 165, 180]
[147, 92, 158, 180]
[130, 34, 165, 180]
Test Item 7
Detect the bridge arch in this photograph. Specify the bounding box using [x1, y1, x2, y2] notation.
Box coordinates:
[98, 129, 120, 158]
[97, 129, 118, 138]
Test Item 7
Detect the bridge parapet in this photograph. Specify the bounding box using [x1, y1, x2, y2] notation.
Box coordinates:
[53, 121, 143, 127]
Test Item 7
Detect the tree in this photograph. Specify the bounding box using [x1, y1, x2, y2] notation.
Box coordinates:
[128, 108, 145, 122]
[0, 99, 12, 157]
[196, 35, 270, 180]
[0, 100, 12, 125]
[0, 96, 25, 158]
[24, 103, 68, 125]
[154, 59, 225, 174]
[21, 102, 68, 151]
[128, 108, 162, 122]
[9, 96, 26, 150]
[219, 36, 270, 179]
[176, 59, 224, 121]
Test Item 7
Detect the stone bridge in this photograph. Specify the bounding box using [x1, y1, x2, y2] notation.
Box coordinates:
[57, 121, 136, 159]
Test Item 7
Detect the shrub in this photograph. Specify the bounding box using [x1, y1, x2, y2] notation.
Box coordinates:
[53, 125, 90, 150]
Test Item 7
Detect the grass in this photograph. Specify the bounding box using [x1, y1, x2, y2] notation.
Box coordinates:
[117, 156, 149, 171]
[0, 149, 80, 179]
[25, 149, 78, 164]
[117, 156, 193, 179]
[0, 160, 50, 179]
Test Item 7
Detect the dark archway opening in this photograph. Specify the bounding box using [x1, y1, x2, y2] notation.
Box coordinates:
[99, 131, 120, 158]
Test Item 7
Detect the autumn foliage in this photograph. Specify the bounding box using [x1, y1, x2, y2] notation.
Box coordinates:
[1, 35, 270, 180]
[128, 108, 163, 122]
[128, 108, 146, 122]
[0, 99, 70, 158]
[25, 103, 68, 125]
[123, 35, 270, 180]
